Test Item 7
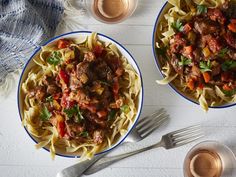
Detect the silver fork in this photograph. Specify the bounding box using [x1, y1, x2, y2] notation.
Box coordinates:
[84, 124, 204, 175]
[57, 108, 169, 177]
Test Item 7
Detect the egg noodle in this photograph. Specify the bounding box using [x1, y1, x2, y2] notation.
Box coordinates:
[21, 33, 141, 160]
[156, 0, 236, 111]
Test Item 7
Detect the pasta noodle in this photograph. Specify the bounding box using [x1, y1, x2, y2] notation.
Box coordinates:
[155, 0, 236, 111]
[21, 33, 141, 160]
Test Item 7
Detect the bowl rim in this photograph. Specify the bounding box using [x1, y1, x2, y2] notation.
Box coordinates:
[152, 2, 236, 109]
[17, 30, 144, 158]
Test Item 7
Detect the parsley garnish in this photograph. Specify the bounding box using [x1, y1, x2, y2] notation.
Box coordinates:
[120, 105, 130, 114]
[171, 19, 184, 32]
[178, 56, 192, 66]
[197, 5, 208, 15]
[221, 60, 236, 71]
[40, 106, 51, 121]
[222, 89, 236, 96]
[47, 51, 62, 66]
[200, 60, 212, 72]
[218, 48, 229, 58]
[46, 95, 53, 102]
[80, 131, 89, 137]
[64, 105, 84, 122]
[108, 109, 117, 121]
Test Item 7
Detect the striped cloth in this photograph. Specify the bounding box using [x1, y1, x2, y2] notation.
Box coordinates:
[0, 0, 64, 93]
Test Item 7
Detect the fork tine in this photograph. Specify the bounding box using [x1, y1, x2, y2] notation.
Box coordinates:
[173, 134, 204, 148]
[141, 115, 169, 139]
[172, 128, 202, 139]
[173, 132, 204, 144]
[138, 114, 169, 136]
[169, 124, 201, 136]
[136, 108, 166, 128]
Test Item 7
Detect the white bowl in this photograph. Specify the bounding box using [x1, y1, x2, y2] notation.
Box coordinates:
[17, 31, 143, 158]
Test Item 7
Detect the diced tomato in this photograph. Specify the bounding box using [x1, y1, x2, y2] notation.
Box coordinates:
[183, 23, 192, 34]
[93, 45, 104, 58]
[59, 70, 70, 84]
[97, 110, 108, 118]
[113, 77, 119, 99]
[202, 72, 211, 83]
[223, 84, 233, 91]
[228, 23, 236, 33]
[57, 121, 66, 138]
[187, 78, 195, 90]
[57, 39, 71, 49]
[53, 93, 61, 100]
[197, 82, 204, 90]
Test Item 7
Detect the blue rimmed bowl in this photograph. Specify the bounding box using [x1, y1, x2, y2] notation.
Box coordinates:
[17, 31, 143, 158]
[152, 2, 236, 109]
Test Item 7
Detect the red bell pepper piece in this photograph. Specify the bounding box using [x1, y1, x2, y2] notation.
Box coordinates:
[57, 121, 66, 138]
[59, 70, 69, 84]
[57, 39, 70, 49]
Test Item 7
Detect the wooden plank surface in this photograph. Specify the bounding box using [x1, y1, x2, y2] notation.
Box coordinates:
[1, 0, 236, 177]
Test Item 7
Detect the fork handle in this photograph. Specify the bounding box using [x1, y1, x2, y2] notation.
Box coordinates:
[84, 141, 163, 175]
[56, 153, 107, 177]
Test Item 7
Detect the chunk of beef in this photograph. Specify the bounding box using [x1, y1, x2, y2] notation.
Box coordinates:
[65, 120, 85, 138]
[84, 51, 96, 62]
[99, 85, 112, 108]
[84, 111, 107, 128]
[194, 19, 219, 35]
[201, 35, 223, 53]
[228, 49, 236, 60]
[29, 86, 46, 101]
[224, 31, 236, 49]
[93, 130, 104, 144]
[95, 61, 113, 80]
[191, 65, 201, 78]
[207, 8, 226, 25]
[212, 65, 221, 76]
[76, 61, 96, 84]
[70, 89, 91, 105]
[107, 57, 122, 72]
[43, 76, 60, 95]
[170, 55, 183, 75]
[69, 72, 83, 91]
[169, 33, 187, 54]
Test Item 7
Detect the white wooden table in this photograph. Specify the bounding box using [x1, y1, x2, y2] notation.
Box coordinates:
[1, 0, 236, 176]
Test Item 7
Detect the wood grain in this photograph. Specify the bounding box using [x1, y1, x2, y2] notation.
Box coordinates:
[1, 0, 236, 176]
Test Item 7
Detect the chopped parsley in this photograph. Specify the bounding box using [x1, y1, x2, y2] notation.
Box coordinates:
[80, 131, 89, 137]
[222, 89, 236, 97]
[46, 95, 53, 102]
[171, 19, 184, 32]
[178, 56, 192, 66]
[47, 51, 62, 66]
[200, 60, 212, 72]
[197, 5, 208, 15]
[221, 60, 236, 71]
[40, 106, 51, 121]
[120, 105, 130, 114]
[108, 109, 117, 121]
[218, 48, 229, 58]
[64, 105, 84, 122]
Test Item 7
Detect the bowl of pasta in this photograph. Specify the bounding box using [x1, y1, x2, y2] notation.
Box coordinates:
[153, 0, 236, 111]
[18, 31, 143, 159]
